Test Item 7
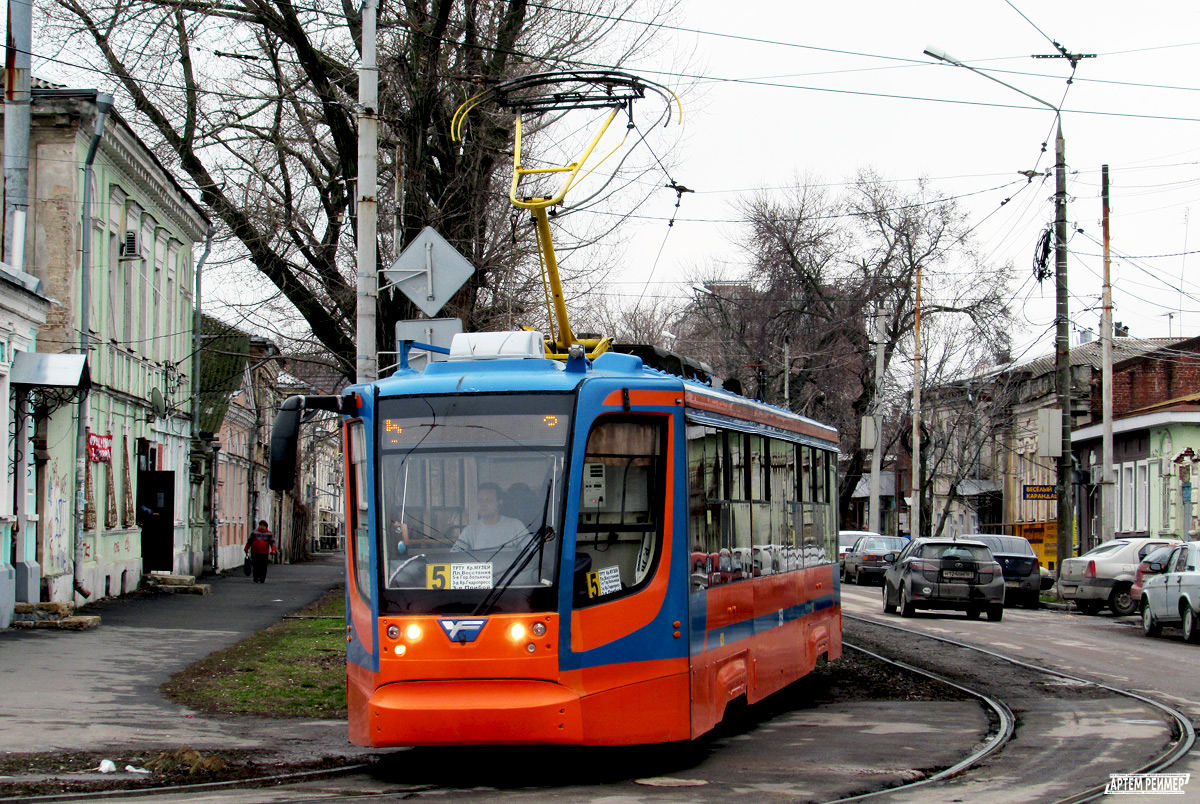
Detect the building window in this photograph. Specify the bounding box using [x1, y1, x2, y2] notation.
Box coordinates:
[1136, 462, 1149, 532]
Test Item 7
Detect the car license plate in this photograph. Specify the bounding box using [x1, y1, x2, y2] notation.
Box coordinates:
[944, 570, 974, 579]
[1005, 580, 1019, 588]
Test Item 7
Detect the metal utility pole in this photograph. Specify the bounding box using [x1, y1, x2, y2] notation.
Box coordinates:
[1054, 124, 1073, 568]
[911, 269, 923, 539]
[4, 0, 32, 269]
[1100, 165, 1114, 545]
[73, 93, 113, 600]
[869, 308, 887, 535]
[355, 0, 378, 383]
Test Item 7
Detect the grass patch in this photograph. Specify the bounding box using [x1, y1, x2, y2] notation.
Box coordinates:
[162, 586, 347, 719]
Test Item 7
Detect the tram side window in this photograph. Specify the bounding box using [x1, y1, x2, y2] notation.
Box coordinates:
[746, 435, 770, 574]
[766, 439, 796, 574]
[687, 427, 723, 580]
[575, 417, 666, 607]
[724, 432, 752, 583]
[801, 448, 832, 565]
[348, 420, 372, 601]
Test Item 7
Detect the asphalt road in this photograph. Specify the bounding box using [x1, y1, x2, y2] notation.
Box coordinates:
[841, 582, 1200, 803]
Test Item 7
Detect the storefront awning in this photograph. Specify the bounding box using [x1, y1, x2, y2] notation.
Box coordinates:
[11, 352, 90, 390]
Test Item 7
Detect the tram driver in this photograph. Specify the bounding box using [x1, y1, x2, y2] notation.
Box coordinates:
[453, 482, 529, 552]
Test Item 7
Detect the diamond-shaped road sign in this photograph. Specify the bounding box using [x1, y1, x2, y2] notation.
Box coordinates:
[384, 226, 475, 318]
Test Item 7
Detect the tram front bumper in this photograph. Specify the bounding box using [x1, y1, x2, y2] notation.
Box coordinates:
[368, 679, 583, 746]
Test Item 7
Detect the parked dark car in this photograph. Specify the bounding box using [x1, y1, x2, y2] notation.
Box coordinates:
[882, 537, 1006, 621]
[964, 534, 1042, 607]
[842, 535, 908, 585]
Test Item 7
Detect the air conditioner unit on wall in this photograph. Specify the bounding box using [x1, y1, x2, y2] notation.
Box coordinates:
[119, 230, 140, 259]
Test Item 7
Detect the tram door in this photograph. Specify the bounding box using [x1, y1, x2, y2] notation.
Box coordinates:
[569, 414, 687, 740]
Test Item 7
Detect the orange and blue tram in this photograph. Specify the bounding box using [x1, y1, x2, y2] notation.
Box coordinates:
[270, 334, 841, 746]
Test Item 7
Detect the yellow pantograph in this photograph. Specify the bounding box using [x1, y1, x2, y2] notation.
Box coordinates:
[452, 72, 680, 360]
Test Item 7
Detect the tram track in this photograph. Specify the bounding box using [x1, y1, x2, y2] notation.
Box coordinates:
[5, 614, 1191, 804]
[844, 613, 1196, 803]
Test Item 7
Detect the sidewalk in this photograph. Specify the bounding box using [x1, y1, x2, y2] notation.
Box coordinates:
[0, 551, 372, 763]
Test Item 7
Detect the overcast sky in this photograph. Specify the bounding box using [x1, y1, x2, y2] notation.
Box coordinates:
[23, 0, 1200, 357]
[602, 0, 1200, 356]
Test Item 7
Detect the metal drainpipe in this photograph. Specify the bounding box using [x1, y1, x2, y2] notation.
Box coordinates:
[191, 226, 213, 569]
[73, 93, 113, 601]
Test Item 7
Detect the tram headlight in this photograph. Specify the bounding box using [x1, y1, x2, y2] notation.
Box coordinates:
[386, 624, 400, 640]
[531, 622, 547, 637]
[405, 624, 423, 641]
[508, 623, 527, 641]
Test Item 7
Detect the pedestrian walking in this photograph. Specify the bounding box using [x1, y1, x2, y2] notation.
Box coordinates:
[245, 520, 277, 583]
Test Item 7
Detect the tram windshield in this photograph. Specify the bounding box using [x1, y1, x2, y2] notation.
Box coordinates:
[376, 393, 571, 614]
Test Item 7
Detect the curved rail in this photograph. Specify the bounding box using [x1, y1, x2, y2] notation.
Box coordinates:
[827, 641, 1015, 802]
[846, 613, 1196, 804]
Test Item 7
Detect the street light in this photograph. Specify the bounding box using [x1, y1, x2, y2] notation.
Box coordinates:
[924, 44, 1074, 568]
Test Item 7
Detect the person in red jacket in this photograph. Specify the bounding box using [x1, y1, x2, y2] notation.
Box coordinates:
[245, 520, 277, 583]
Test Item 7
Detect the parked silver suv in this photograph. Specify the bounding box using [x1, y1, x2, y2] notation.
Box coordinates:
[882, 537, 1006, 621]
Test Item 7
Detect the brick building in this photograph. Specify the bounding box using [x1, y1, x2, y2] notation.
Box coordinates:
[1073, 335, 1200, 550]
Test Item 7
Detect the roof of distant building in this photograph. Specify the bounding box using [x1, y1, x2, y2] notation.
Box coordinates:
[999, 336, 1185, 380]
[281, 354, 349, 395]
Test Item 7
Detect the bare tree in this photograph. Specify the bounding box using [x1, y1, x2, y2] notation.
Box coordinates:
[44, 0, 681, 377]
[677, 171, 1014, 527]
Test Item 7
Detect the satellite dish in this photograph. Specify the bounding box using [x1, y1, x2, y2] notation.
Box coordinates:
[150, 387, 167, 419]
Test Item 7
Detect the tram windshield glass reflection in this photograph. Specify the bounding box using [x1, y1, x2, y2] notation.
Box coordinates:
[377, 393, 571, 614]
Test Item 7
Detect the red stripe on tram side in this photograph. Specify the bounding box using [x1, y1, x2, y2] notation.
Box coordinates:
[683, 388, 835, 443]
[600, 388, 682, 408]
[689, 563, 841, 739]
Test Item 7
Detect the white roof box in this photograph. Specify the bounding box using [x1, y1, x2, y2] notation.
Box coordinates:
[448, 331, 545, 361]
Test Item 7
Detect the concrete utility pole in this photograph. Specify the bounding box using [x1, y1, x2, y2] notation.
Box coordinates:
[1100, 165, 1115, 545]
[1053, 124, 1073, 569]
[355, 0, 379, 383]
[922, 44, 1080, 566]
[869, 308, 887, 535]
[74, 93, 114, 600]
[4, 0, 32, 269]
[911, 268, 923, 539]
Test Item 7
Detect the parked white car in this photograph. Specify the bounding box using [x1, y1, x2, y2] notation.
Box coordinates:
[1140, 542, 1200, 641]
[1058, 537, 1180, 616]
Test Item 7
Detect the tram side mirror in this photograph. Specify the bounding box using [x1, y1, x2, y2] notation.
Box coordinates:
[269, 395, 350, 491]
[268, 397, 303, 491]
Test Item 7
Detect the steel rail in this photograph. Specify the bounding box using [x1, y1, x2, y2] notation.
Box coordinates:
[824, 641, 1016, 802]
[846, 613, 1196, 804]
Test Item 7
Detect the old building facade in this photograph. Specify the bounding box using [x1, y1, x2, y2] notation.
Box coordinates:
[0, 262, 52, 627]
[4, 88, 209, 603]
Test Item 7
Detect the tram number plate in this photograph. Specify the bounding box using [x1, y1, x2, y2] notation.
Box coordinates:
[943, 570, 974, 580]
[586, 566, 622, 598]
[426, 562, 493, 590]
